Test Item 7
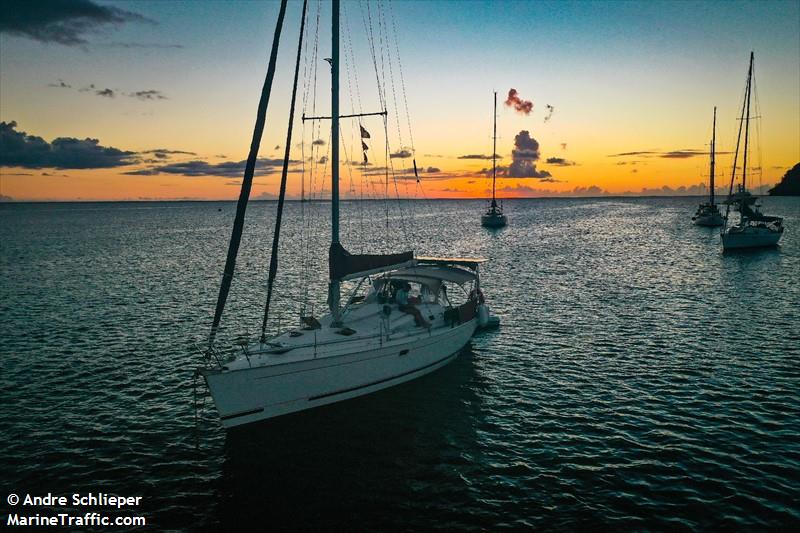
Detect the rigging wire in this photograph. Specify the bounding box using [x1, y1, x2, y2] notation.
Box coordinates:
[260, 0, 309, 342]
[208, 0, 289, 349]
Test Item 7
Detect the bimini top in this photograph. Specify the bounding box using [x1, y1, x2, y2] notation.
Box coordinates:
[383, 264, 477, 287]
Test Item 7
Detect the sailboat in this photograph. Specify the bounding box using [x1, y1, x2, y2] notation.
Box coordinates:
[692, 107, 723, 226]
[199, 0, 497, 428]
[481, 92, 507, 228]
[721, 52, 784, 250]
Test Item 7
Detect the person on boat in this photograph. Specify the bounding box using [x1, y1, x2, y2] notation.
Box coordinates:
[396, 282, 430, 328]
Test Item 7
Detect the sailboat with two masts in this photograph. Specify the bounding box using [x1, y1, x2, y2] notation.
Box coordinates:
[721, 52, 784, 250]
[692, 107, 723, 226]
[481, 92, 507, 228]
[199, 0, 497, 428]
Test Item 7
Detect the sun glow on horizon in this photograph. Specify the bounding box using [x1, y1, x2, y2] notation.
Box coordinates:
[1, 0, 797, 201]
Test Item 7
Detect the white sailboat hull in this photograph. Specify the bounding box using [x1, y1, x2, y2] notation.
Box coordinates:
[722, 225, 783, 249]
[203, 319, 477, 428]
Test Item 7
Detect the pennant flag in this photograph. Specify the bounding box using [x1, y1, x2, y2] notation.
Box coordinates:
[361, 141, 369, 152]
[360, 125, 371, 139]
[363, 152, 369, 164]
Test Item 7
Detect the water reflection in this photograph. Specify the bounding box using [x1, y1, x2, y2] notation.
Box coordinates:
[217, 347, 485, 529]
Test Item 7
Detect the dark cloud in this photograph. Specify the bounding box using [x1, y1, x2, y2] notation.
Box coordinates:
[47, 79, 71, 88]
[312, 139, 325, 146]
[0, 0, 153, 46]
[608, 150, 659, 157]
[0, 120, 137, 169]
[141, 148, 197, 157]
[660, 149, 705, 159]
[390, 149, 412, 159]
[425, 167, 441, 173]
[608, 149, 728, 159]
[507, 130, 551, 179]
[129, 90, 167, 101]
[48, 81, 169, 101]
[458, 154, 501, 160]
[125, 158, 297, 178]
[504, 88, 533, 115]
[545, 157, 576, 166]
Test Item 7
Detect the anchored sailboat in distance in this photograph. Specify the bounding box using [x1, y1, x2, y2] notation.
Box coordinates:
[481, 92, 507, 228]
[692, 107, 723, 226]
[199, 0, 498, 428]
[721, 52, 784, 250]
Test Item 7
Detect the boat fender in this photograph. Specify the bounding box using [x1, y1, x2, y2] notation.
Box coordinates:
[477, 304, 489, 327]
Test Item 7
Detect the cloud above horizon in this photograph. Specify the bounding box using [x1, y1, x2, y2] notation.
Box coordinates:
[50, 81, 169, 101]
[390, 149, 412, 159]
[546, 157, 576, 166]
[125, 158, 299, 178]
[130, 90, 168, 101]
[608, 148, 731, 159]
[506, 130, 551, 179]
[0, 120, 137, 169]
[458, 154, 501, 160]
[0, 0, 153, 46]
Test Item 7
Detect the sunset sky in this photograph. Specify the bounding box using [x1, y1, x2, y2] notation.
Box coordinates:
[1, 0, 798, 201]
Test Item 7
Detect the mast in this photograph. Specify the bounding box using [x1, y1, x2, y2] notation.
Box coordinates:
[710, 106, 716, 205]
[492, 91, 497, 208]
[742, 51, 753, 191]
[208, 0, 288, 349]
[328, 0, 341, 318]
[260, 0, 308, 343]
[723, 53, 752, 228]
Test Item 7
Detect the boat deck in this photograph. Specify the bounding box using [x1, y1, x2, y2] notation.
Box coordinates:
[223, 300, 454, 371]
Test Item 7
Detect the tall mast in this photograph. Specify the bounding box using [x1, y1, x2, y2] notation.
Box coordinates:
[723, 52, 753, 228]
[260, 0, 308, 343]
[208, 0, 288, 349]
[710, 106, 716, 205]
[492, 91, 497, 207]
[742, 51, 753, 191]
[328, 0, 341, 317]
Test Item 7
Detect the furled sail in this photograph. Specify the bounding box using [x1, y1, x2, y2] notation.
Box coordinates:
[208, 0, 288, 348]
[329, 243, 413, 281]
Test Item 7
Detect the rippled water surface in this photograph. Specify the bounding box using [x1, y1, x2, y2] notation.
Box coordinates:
[2, 197, 799, 530]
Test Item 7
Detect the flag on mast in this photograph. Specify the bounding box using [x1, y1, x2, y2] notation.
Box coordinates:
[360, 124, 370, 164]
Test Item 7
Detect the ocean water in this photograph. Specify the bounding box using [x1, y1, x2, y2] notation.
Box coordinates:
[1, 197, 799, 531]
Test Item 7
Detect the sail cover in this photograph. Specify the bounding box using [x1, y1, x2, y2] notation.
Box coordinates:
[329, 243, 413, 280]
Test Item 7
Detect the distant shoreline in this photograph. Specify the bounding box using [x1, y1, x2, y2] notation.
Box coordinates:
[1, 195, 793, 204]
